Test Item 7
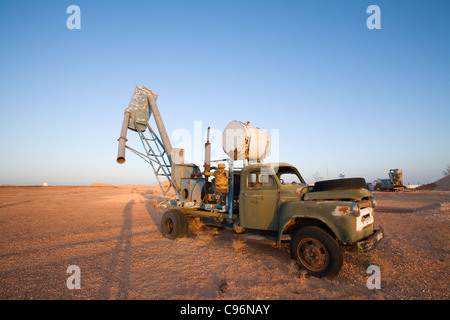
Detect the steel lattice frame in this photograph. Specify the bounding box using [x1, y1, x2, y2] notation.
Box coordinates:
[125, 121, 174, 197]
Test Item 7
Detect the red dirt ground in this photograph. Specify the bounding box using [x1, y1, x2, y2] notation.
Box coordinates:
[0, 185, 448, 300]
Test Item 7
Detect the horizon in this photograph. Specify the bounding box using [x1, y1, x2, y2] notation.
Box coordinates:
[1, 1, 449, 187]
[2, 171, 448, 188]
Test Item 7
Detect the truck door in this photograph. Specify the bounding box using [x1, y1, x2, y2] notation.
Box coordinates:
[239, 169, 279, 230]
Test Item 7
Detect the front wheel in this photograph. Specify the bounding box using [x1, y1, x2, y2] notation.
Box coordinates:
[290, 226, 343, 278]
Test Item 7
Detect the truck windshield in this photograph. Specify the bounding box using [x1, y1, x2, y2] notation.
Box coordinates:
[279, 173, 301, 185]
[276, 167, 304, 185]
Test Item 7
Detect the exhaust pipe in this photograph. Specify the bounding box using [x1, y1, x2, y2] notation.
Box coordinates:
[204, 127, 211, 172]
[117, 108, 131, 164]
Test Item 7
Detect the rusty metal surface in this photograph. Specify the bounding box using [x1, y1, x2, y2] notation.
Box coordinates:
[127, 86, 152, 132]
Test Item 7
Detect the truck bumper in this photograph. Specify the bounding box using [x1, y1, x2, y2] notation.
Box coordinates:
[356, 226, 384, 253]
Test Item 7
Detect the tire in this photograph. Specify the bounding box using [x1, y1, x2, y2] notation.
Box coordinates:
[178, 210, 189, 237]
[314, 177, 366, 192]
[161, 210, 188, 240]
[290, 226, 343, 278]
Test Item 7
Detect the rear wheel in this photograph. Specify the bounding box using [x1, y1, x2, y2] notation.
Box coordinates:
[161, 210, 188, 239]
[290, 226, 343, 278]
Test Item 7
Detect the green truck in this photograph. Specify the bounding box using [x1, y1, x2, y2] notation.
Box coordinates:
[117, 86, 383, 278]
[160, 163, 383, 278]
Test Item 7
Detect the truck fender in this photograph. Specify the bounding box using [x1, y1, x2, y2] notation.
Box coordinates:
[277, 201, 352, 244]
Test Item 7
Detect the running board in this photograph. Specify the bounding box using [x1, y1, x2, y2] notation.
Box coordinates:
[237, 233, 290, 246]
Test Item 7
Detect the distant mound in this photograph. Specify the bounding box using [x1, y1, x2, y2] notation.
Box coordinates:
[149, 180, 175, 197]
[416, 175, 450, 191]
[434, 175, 450, 191]
[90, 183, 114, 187]
[89, 181, 176, 196]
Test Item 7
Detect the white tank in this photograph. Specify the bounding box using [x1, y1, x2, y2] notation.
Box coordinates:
[222, 121, 271, 161]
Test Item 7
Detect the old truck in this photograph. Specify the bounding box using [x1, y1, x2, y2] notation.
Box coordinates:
[117, 86, 384, 278]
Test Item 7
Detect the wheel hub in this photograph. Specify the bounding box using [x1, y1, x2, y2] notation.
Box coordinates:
[298, 238, 329, 272]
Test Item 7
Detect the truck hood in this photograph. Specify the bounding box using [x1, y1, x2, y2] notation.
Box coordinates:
[280, 184, 372, 202]
[303, 188, 372, 201]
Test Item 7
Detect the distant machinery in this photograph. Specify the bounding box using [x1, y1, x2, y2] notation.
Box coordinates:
[373, 169, 405, 192]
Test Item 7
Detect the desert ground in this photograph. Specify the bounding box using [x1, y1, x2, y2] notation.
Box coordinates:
[0, 178, 449, 300]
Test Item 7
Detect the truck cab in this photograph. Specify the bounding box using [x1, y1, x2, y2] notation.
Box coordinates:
[238, 163, 304, 231]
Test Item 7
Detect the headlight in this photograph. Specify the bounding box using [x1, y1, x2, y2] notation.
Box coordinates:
[352, 202, 360, 217]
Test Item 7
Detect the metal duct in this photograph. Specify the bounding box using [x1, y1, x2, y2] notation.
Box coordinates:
[147, 93, 173, 162]
[117, 108, 131, 164]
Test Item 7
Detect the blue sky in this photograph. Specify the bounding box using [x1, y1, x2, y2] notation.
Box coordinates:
[0, 0, 449, 186]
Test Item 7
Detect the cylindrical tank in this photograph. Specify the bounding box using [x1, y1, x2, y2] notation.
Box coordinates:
[222, 121, 271, 161]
